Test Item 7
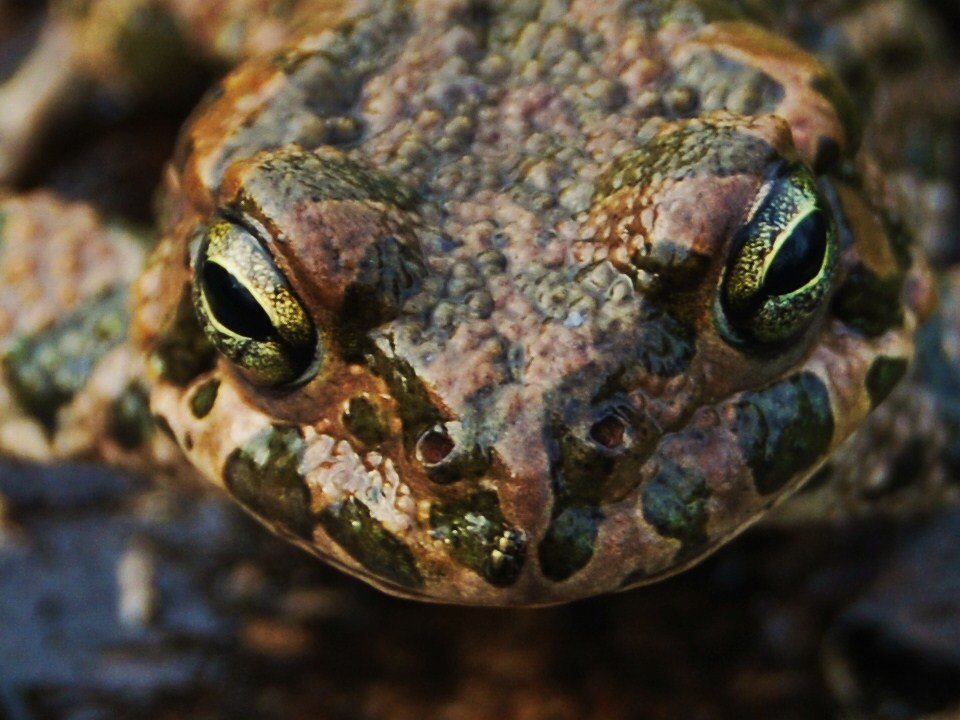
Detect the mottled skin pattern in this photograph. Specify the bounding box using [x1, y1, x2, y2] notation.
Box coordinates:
[0, 0, 950, 606]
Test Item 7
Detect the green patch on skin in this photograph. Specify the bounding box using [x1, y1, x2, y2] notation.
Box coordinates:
[596, 123, 776, 200]
[429, 491, 526, 587]
[4, 287, 128, 432]
[538, 505, 603, 583]
[832, 264, 905, 338]
[867, 357, 909, 409]
[240, 150, 419, 217]
[539, 377, 662, 583]
[336, 238, 425, 362]
[152, 289, 217, 386]
[417, 422, 492, 485]
[189, 379, 221, 419]
[734, 372, 835, 495]
[535, 434, 620, 582]
[108, 382, 153, 451]
[632, 308, 697, 378]
[318, 498, 423, 589]
[223, 425, 313, 539]
[641, 459, 710, 546]
[367, 347, 444, 449]
[343, 396, 390, 446]
[550, 385, 661, 506]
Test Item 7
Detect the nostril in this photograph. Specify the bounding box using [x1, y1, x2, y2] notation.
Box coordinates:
[590, 415, 627, 450]
[416, 425, 456, 466]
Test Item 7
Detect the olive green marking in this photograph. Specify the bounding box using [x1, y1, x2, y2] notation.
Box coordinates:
[318, 498, 423, 589]
[429, 491, 526, 587]
[596, 124, 777, 200]
[734, 372, 834, 495]
[189, 379, 221, 419]
[223, 425, 313, 538]
[418, 421, 492, 485]
[866, 357, 909, 409]
[538, 506, 603, 583]
[336, 237, 425, 362]
[641, 459, 710, 546]
[630, 307, 696, 378]
[239, 149, 419, 216]
[107, 382, 154, 451]
[832, 264, 905, 338]
[537, 433, 607, 583]
[3, 287, 128, 432]
[366, 346, 444, 449]
[343, 396, 390, 447]
[153, 289, 217, 386]
[539, 376, 661, 583]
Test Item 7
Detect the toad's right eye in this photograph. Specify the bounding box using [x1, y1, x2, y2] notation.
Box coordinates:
[718, 163, 840, 348]
[193, 219, 320, 387]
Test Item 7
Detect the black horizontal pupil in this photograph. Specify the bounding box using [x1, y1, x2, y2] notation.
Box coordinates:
[762, 210, 827, 297]
[201, 262, 276, 341]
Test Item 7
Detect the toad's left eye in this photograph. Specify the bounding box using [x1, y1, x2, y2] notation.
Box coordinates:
[718, 164, 839, 347]
[193, 219, 320, 387]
